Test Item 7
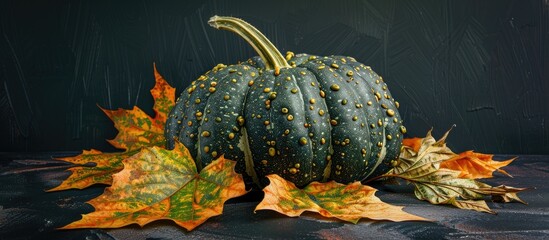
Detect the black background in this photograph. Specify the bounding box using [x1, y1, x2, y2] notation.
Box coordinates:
[1, 0, 547, 154]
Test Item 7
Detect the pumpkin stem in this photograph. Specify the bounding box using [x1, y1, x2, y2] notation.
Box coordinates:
[208, 16, 291, 72]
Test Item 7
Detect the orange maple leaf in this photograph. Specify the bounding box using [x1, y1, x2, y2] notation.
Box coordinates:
[402, 137, 422, 153]
[61, 143, 247, 231]
[440, 150, 516, 179]
[255, 175, 427, 223]
[402, 133, 515, 180]
[50, 64, 175, 191]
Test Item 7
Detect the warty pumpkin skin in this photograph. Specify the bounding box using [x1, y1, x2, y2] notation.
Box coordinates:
[165, 16, 405, 187]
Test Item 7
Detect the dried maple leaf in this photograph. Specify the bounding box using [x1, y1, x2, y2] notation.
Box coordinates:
[50, 65, 175, 191]
[487, 185, 527, 204]
[255, 174, 427, 223]
[440, 151, 515, 179]
[380, 129, 527, 213]
[61, 142, 247, 231]
[397, 129, 457, 172]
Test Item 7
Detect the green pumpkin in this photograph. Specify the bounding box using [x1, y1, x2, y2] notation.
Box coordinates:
[165, 16, 405, 187]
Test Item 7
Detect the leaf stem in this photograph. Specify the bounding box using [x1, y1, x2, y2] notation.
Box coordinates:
[363, 174, 404, 184]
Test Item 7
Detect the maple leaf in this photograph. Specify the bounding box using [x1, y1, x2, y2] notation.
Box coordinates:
[402, 137, 423, 153]
[61, 142, 247, 231]
[487, 185, 528, 204]
[397, 129, 457, 172]
[402, 131, 516, 180]
[47, 150, 138, 191]
[380, 129, 527, 213]
[49, 64, 175, 191]
[440, 151, 515, 179]
[103, 63, 175, 151]
[255, 174, 427, 223]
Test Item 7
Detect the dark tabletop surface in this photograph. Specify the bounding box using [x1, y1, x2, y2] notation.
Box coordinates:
[0, 153, 548, 240]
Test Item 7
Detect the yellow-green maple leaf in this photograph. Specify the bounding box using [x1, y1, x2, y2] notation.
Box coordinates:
[103, 63, 175, 151]
[49, 64, 175, 191]
[48, 150, 137, 191]
[61, 142, 247, 231]
[255, 174, 427, 223]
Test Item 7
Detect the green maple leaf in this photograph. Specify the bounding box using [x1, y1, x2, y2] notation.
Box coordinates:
[61, 142, 247, 231]
[49, 65, 175, 191]
[255, 174, 427, 223]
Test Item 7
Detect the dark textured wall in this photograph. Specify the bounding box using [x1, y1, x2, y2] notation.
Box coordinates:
[1, 0, 547, 154]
